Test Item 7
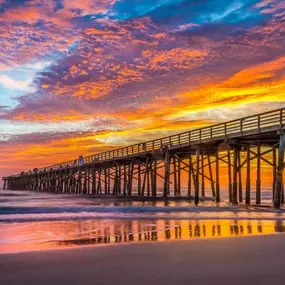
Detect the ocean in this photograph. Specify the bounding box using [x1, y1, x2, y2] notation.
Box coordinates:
[1, 189, 285, 254]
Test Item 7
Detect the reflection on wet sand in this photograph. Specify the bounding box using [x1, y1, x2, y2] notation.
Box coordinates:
[1, 220, 285, 253]
[56, 220, 285, 247]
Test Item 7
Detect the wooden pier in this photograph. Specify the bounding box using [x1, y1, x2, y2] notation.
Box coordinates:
[3, 108, 285, 208]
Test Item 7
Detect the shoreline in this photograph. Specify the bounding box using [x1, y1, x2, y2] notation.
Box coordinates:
[1, 189, 214, 202]
[1, 234, 285, 284]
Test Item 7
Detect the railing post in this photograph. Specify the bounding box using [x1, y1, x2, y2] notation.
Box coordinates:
[178, 134, 181, 147]
[258, 114, 261, 132]
[280, 109, 283, 128]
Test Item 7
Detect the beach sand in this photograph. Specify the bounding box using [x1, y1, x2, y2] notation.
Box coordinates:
[0, 234, 284, 285]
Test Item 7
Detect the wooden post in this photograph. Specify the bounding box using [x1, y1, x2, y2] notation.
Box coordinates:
[62, 171, 66, 193]
[173, 156, 178, 196]
[246, 146, 251, 205]
[104, 168, 107, 194]
[188, 154, 192, 197]
[107, 168, 110, 194]
[92, 167, 96, 194]
[97, 169, 102, 194]
[60, 172, 64, 193]
[238, 149, 243, 203]
[273, 147, 276, 201]
[228, 149, 233, 203]
[68, 170, 72, 194]
[281, 171, 284, 204]
[83, 168, 87, 194]
[142, 158, 149, 196]
[201, 154, 205, 197]
[87, 168, 91, 194]
[113, 164, 118, 195]
[232, 146, 238, 206]
[118, 165, 122, 194]
[178, 157, 181, 196]
[152, 159, 157, 197]
[65, 171, 68, 193]
[150, 160, 154, 196]
[163, 151, 170, 197]
[128, 162, 134, 195]
[72, 171, 76, 193]
[72, 170, 75, 194]
[208, 155, 215, 197]
[78, 168, 82, 194]
[215, 151, 220, 202]
[274, 134, 285, 208]
[123, 164, 127, 196]
[147, 161, 150, 196]
[256, 144, 261, 205]
[46, 174, 48, 192]
[138, 162, 141, 196]
[195, 148, 200, 205]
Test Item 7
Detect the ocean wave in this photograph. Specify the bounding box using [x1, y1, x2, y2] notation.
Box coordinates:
[0, 204, 283, 215]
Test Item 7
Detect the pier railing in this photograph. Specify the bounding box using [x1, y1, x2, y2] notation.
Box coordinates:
[16, 107, 285, 174]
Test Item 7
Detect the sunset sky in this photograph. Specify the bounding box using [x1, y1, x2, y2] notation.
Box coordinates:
[0, 0, 285, 181]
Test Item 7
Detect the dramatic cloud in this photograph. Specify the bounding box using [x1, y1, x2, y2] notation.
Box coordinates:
[0, 0, 285, 180]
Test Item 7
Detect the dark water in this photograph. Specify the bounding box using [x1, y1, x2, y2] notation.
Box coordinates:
[1, 190, 285, 253]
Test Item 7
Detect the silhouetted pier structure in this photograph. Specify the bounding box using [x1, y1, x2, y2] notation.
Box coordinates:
[3, 108, 285, 208]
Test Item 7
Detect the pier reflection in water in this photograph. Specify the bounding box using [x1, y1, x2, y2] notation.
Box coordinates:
[57, 220, 285, 247]
[1, 219, 285, 253]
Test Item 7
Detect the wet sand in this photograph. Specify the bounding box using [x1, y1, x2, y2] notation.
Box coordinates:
[0, 234, 285, 285]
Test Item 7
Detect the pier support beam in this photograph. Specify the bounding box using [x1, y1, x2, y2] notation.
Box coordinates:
[246, 146, 251, 205]
[128, 162, 134, 196]
[228, 150, 233, 203]
[215, 152, 220, 203]
[123, 165, 127, 195]
[163, 151, 170, 197]
[151, 159, 157, 197]
[138, 163, 141, 196]
[187, 154, 192, 197]
[173, 156, 178, 196]
[238, 151, 243, 203]
[177, 157, 181, 196]
[208, 155, 215, 198]
[194, 148, 200, 205]
[274, 134, 285, 208]
[256, 144, 261, 205]
[201, 154, 205, 197]
[232, 146, 238, 206]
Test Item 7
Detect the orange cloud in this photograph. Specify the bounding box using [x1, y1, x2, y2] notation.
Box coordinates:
[1, 0, 285, 183]
[149, 48, 208, 70]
